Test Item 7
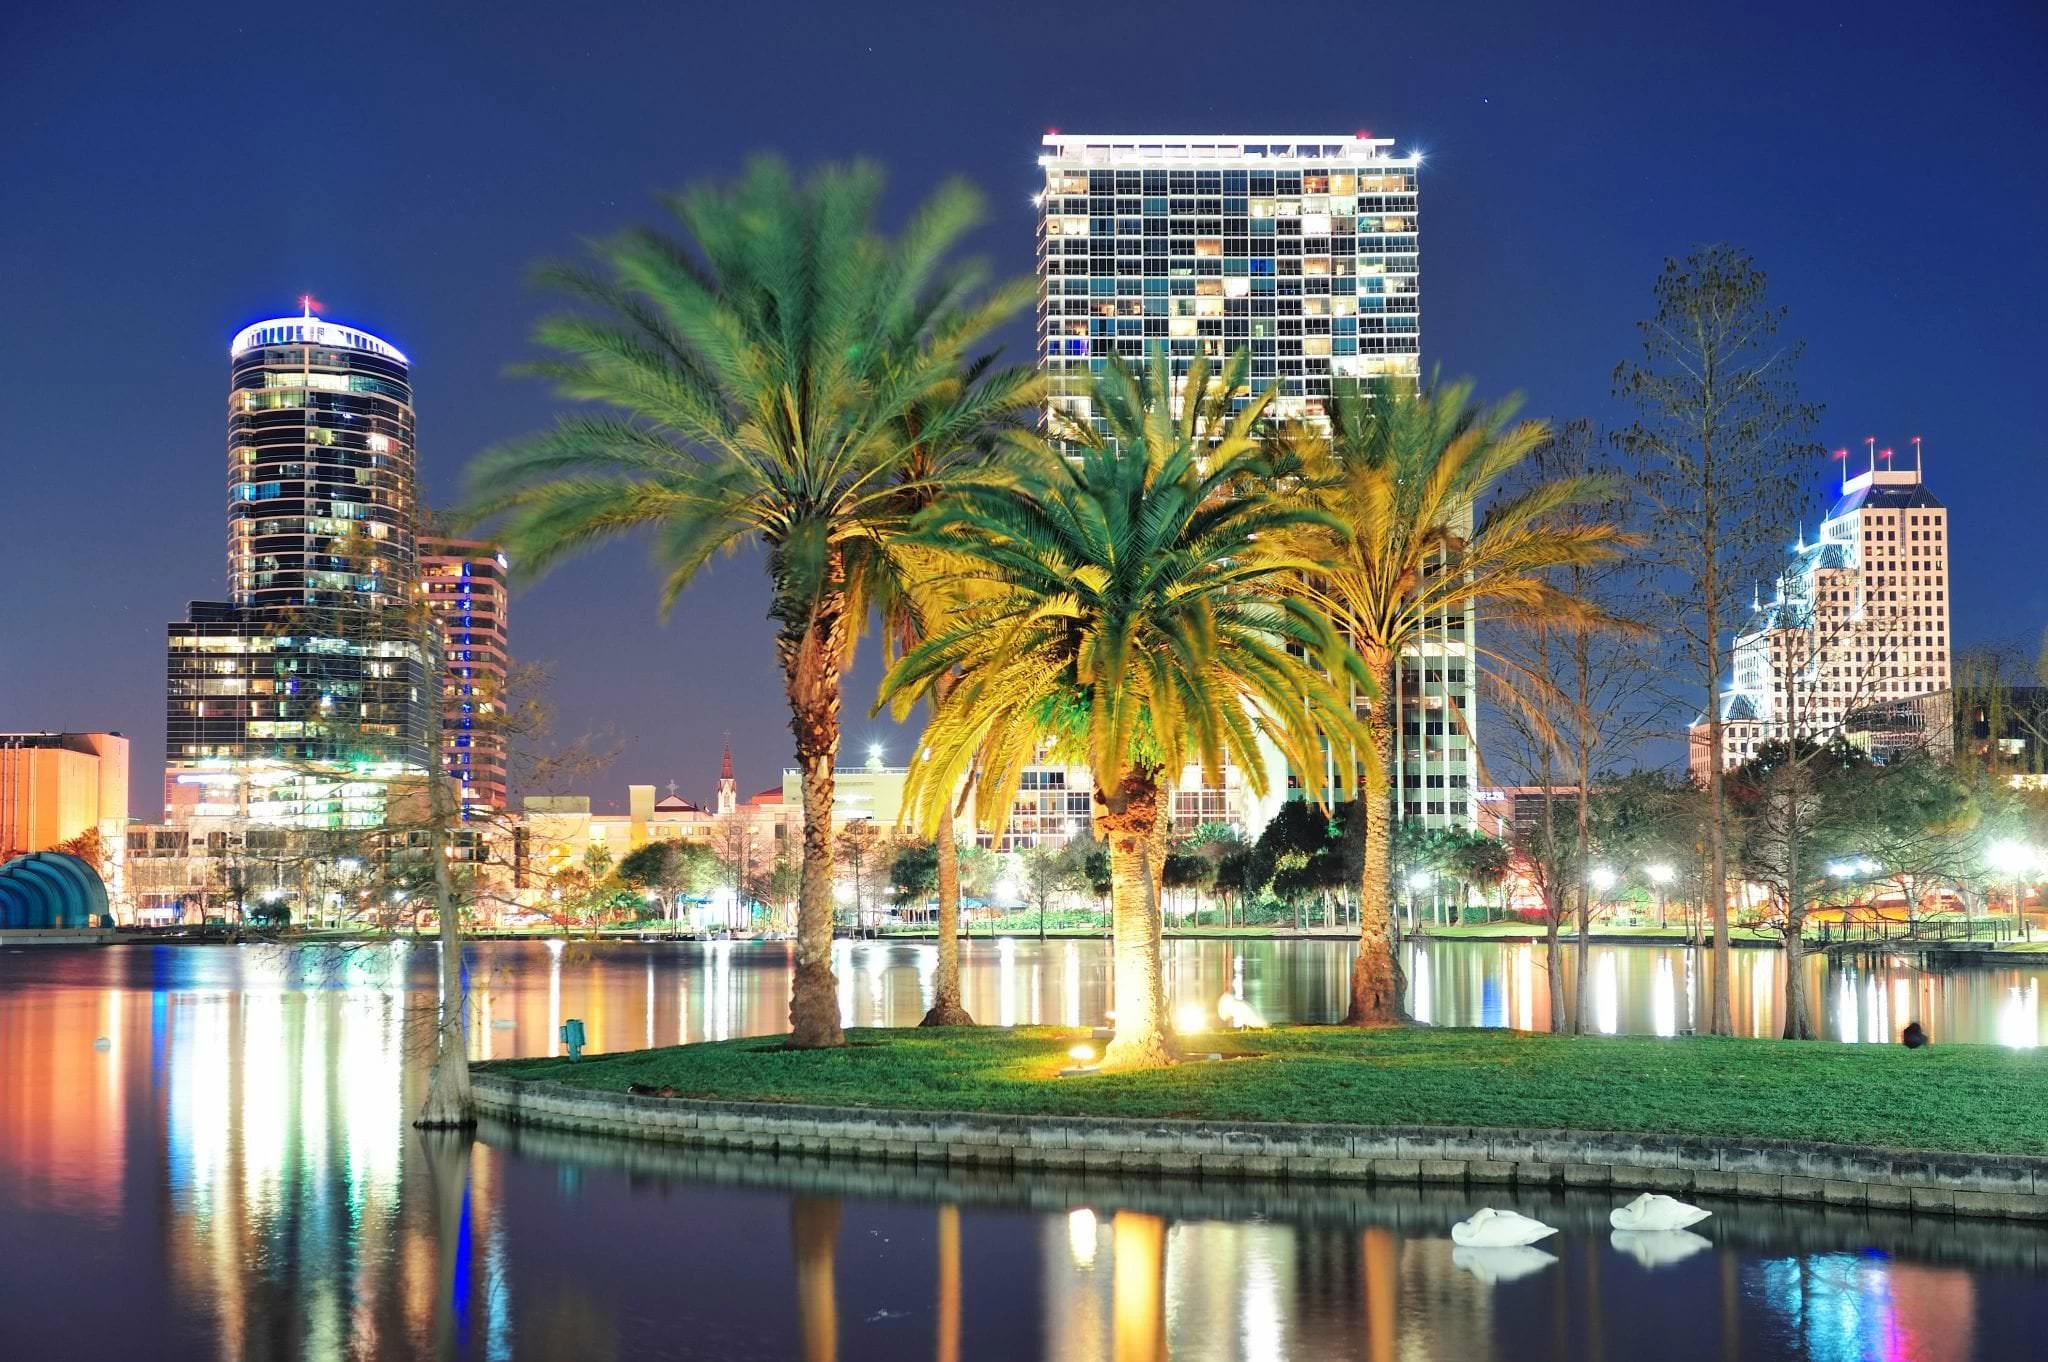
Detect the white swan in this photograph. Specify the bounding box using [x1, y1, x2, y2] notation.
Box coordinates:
[1608, 1192, 1711, 1232]
[1610, 1229, 1713, 1269]
[1452, 1245, 1558, 1284]
[1450, 1207, 1558, 1248]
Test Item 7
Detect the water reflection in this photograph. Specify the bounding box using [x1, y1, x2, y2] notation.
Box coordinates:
[3, 941, 2048, 1360]
[574, 1125, 2033, 1362]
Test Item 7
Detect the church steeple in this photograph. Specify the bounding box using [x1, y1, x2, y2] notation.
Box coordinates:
[716, 739, 737, 816]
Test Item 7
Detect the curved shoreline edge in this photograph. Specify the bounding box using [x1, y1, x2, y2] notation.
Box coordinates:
[471, 1072, 2048, 1223]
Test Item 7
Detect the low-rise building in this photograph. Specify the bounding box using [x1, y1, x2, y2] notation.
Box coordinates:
[2, 732, 129, 907]
[1, 732, 129, 856]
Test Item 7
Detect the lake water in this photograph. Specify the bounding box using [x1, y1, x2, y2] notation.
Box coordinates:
[3, 937, 2045, 1360]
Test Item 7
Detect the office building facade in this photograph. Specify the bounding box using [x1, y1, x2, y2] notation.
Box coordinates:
[420, 536, 511, 812]
[1034, 133, 1473, 828]
[164, 309, 432, 827]
[1694, 447, 1951, 775]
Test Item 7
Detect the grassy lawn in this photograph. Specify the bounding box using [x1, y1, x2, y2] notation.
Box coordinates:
[485, 1025, 2048, 1157]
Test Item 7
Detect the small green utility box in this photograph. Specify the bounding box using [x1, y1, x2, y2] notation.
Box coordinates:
[560, 1018, 586, 1060]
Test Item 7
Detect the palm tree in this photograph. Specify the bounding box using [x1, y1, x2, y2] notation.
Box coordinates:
[856, 363, 1040, 1026]
[462, 159, 1035, 1048]
[1280, 379, 1628, 1026]
[882, 347, 1372, 1068]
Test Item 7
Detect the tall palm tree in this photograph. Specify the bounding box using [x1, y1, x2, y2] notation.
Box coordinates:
[1280, 379, 1628, 1026]
[882, 347, 1372, 1068]
[855, 362, 1040, 1027]
[462, 159, 1035, 1048]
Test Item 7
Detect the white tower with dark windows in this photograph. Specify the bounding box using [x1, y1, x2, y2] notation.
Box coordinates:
[1694, 441, 1951, 775]
[1033, 133, 1473, 831]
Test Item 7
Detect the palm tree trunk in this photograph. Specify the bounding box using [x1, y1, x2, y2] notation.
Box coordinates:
[1348, 666, 1401, 1026]
[921, 798, 973, 1026]
[1097, 767, 1174, 1069]
[784, 606, 848, 1050]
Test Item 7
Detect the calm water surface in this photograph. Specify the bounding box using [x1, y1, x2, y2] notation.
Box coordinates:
[3, 938, 2045, 1361]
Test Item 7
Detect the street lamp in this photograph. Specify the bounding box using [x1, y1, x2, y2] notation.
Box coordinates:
[1403, 870, 1433, 931]
[1585, 867, 1617, 935]
[1988, 841, 2032, 937]
[1645, 863, 1674, 931]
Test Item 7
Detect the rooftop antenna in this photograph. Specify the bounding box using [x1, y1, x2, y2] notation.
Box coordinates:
[1834, 447, 1849, 492]
[1912, 435, 1923, 474]
[1866, 436, 1877, 479]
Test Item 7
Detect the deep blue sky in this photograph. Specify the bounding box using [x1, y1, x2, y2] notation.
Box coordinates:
[3, 1, 2043, 817]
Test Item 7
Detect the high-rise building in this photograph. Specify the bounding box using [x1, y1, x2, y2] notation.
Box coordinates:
[1034, 133, 1473, 829]
[420, 536, 511, 812]
[163, 307, 432, 826]
[1693, 443, 1951, 775]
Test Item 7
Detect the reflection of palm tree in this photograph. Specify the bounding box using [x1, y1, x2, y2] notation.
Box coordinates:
[1112, 1212, 1167, 1362]
[935, 1204, 961, 1362]
[792, 1197, 842, 1362]
[1362, 1227, 1396, 1362]
[1719, 1247, 1741, 1362]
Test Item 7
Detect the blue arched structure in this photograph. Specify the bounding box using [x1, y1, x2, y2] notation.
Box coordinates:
[0, 852, 109, 929]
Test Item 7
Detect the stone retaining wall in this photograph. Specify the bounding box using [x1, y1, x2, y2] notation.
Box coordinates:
[471, 1073, 2048, 1222]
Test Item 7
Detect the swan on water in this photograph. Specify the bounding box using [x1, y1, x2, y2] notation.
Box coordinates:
[1608, 1192, 1711, 1232]
[1452, 1245, 1559, 1284]
[1450, 1208, 1558, 1248]
[1610, 1228, 1713, 1268]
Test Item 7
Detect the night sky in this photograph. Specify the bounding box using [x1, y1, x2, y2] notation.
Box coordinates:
[4, 1, 2043, 818]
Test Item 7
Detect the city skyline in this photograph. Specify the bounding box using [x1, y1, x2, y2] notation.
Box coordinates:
[4, 1, 2042, 817]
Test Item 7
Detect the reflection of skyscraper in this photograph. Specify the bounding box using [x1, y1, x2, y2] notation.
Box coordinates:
[164, 306, 432, 826]
[1756, 1254, 1974, 1362]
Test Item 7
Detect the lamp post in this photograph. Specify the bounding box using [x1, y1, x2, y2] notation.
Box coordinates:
[1989, 841, 2031, 939]
[1587, 867, 1617, 933]
[1405, 871, 1432, 934]
[1645, 863, 1675, 931]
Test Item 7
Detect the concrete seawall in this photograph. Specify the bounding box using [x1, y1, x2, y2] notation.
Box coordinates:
[472, 1072, 2048, 1222]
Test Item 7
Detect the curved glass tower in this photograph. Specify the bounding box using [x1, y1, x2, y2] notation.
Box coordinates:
[226, 315, 418, 609]
[164, 309, 432, 828]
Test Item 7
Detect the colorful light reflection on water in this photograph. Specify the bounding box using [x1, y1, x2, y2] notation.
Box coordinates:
[2, 939, 2046, 1360]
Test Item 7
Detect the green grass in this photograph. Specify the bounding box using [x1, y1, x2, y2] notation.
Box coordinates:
[486, 1025, 2048, 1157]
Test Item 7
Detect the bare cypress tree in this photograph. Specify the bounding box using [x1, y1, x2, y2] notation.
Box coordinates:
[1613, 246, 1821, 1036]
[1490, 419, 1658, 1033]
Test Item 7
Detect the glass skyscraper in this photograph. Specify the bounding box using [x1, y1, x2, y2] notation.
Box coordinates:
[163, 309, 432, 827]
[1035, 135, 1474, 829]
[419, 535, 511, 814]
